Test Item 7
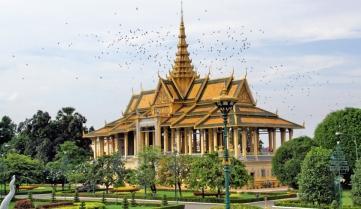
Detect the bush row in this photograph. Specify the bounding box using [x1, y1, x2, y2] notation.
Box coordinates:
[274, 200, 361, 209]
[211, 204, 262, 209]
[155, 205, 185, 209]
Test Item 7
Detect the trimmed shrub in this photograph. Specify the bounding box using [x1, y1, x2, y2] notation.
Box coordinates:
[55, 202, 104, 209]
[162, 195, 168, 206]
[131, 192, 136, 206]
[112, 186, 140, 193]
[28, 192, 33, 202]
[79, 202, 85, 209]
[14, 199, 34, 209]
[74, 190, 80, 202]
[101, 192, 106, 204]
[122, 197, 129, 209]
[156, 205, 185, 209]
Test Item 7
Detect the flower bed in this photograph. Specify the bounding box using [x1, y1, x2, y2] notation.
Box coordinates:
[111, 186, 140, 193]
[36, 202, 73, 209]
[20, 185, 39, 190]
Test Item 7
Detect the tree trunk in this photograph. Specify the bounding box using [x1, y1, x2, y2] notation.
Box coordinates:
[202, 187, 205, 199]
[105, 184, 109, 194]
[217, 188, 221, 199]
[62, 182, 65, 191]
[177, 182, 182, 197]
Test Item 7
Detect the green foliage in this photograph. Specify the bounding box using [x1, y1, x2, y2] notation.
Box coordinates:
[79, 202, 85, 209]
[124, 169, 138, 185]
[28, 191, 33, 202]
[102, 192, 106, 204]
[157, 155, 195, 196]
[156, 205, 185, 209]
[137, 147, 161, 193]
[272, 136, 316, 188]
[131, 192, 136, 206]
[122, 197, 129, 209]
[298, 147, 335, 205]
[0, 115, 16, 145]
[3, 153, 43, 184]
[94, 153, 126, 193]
[57, 202, 105, 209]
[187, 153, 249, 197]
[51, 187, 56, 202]
[74, 189, 80, 202]
[352, 160, 361, 205]
[162, 194, 168, 206]
[314, 108, 361, 171]
[10, 108, 91, 163]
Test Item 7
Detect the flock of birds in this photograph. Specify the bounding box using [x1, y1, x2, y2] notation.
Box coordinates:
[5, 6, 349, 122]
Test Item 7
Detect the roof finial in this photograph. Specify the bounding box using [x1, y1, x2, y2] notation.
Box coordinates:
[244, 68, 248, 79]
[181, 0, 184, 22]
[140, 82, 143, 91]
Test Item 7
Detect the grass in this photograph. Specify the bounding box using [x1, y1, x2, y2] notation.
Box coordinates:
[342, 190, 353, 206]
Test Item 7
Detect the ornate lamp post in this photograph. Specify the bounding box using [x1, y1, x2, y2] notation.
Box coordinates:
[330, 141, 349, 209]
[213, 87, 237, 209]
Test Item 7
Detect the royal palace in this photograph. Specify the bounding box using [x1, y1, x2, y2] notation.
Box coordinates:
[84, 14, 303, 189]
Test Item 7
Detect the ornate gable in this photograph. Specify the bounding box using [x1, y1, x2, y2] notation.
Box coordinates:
[154, 84, 172, 105]
[235, 79, 256, 105]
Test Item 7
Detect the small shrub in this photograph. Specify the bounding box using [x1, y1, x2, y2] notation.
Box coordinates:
[131, 192, 136, 206]
[51, 188, 56, 203]
[74, 189, 80, 202]
[101, 192, 106, 204]
[14, 199, 34, 209]
[123, 197, 129, 209]
[79, 202, 85, 209]
[162, 195, 168, 206]
[28, 192, 33, 202]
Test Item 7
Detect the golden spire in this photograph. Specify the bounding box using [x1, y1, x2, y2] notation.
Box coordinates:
[169, 1, 198, 98]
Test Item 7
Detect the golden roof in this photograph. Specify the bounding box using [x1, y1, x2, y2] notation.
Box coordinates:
[84, 12, 303, 138]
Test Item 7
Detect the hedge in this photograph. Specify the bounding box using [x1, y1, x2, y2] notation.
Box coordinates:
[211, 204, 262, 209]
[154, 205, 185, 209]
[274, 200, 361, 209]
[59, 191, 295, 203]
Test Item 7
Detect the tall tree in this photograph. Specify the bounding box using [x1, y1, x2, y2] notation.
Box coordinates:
[272, 136, 316, 188]
[0, 116, 16, 145]
[3, 153, 44, 185]
[94, 153, 126, 193]
[298, 147, 335, 205]
[315, 107, 361, 171]
[158, 155, 195, 197]
[137, 147, 161, 195]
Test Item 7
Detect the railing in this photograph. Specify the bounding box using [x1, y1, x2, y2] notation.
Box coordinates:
[239, 153, 274, 161]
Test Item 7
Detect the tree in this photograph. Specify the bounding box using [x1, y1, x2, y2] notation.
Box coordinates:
[0, 159, 9, 194]
[137, 147, 161, 195]
[11, 108, 91, 163]
[3, 153, 44, 185]
[298, 147, 335, 205]
[94, 153, 126, 193]
[157, 155, 195, 197]
[229, 157, 250, 189]
[45, 161, 66, 190]
[351, 160, 361, 205]
[315, 108, 361, 172]
[272, 136, 316, 188]
[0, 116, 16, 145]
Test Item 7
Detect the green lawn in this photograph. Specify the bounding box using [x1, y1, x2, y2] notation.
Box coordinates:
[342, 190, 353, 206]
[106, 205, 156, 209]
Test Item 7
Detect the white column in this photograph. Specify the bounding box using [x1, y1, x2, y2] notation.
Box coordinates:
[208, 129, 214, 153]
[242, 129, 247, 158]
[188, 128, 193, 154]
[124, 133, 128, 158]
[233, 128, 239, 158]
[288, 128, 293, 141]
[213, 128, 218, 151]
[201, 130, 205, 155]
[164, 128, 169, 154]
[176, 128, 181, 153]
[280, 128, 286, 145]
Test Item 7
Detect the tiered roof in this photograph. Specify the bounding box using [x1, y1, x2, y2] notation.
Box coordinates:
[84, 13, 303, 138]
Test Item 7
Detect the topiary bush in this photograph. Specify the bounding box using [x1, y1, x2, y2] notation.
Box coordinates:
[162, 195, 168, 206]
[79, 202, 85, 209]
[74, 189, 80, 202]
[131, 192, 136, 206]
[122, 197, 129, 209]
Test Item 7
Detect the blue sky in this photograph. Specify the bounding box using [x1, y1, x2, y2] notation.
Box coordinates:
[0, 0, 360, 138]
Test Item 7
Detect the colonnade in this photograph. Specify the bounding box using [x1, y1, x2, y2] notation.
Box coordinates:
[92, 127, 294, 160]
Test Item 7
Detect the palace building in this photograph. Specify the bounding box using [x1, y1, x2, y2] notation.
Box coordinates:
[84, 13, 303, 188]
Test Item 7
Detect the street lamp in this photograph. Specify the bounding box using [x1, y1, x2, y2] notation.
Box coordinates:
[336, 132, 359, 162]
[213, 87, 237, 209]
